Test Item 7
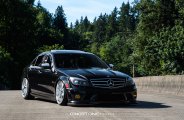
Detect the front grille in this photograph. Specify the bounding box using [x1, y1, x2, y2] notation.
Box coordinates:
[90, 78, 126, 88]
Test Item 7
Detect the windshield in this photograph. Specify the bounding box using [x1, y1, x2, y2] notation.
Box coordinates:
[54, 53, 108, 69]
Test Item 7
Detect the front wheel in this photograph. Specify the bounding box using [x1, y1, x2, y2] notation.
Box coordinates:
[21, 78, 34, 99]
[55, 81, 68, 105]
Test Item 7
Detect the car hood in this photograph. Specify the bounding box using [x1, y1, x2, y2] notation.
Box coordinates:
[58, 68, 129, 79]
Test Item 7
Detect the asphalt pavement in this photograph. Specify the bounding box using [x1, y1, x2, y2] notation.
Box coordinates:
[0, 90, 184, 120]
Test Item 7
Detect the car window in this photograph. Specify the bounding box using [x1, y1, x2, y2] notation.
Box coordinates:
[54, 53, 108, 69]
[35, 55, 44, 66]
[42, 55, 52, 65]
[31, 58, 37, 66]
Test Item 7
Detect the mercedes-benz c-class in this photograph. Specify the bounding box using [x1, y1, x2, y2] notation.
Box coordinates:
[21, 50, 137, 105]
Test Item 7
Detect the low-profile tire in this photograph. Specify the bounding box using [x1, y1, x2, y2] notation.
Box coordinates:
[21, 78, 34, 100]
[55, 81, 68, 106]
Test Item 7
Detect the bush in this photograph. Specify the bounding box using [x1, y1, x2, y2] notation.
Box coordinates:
[36, 44, 64, 53]
[0, 46, 13, 89]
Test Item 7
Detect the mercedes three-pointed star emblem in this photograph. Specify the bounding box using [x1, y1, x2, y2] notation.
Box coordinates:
[107, 79, 114, 88]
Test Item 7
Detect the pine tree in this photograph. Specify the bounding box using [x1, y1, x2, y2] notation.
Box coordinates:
[93, 13, 108, 44]
[118, 2, 131, 37]
[83, 16, 90, 32]
[53, 6, 68, 33]
[106, 7, 118, 38]
[53, 6, 69, 48]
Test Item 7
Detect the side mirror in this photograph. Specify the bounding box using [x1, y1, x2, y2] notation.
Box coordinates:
[109, 64, 114, 69]
[40, 63, 51, 69]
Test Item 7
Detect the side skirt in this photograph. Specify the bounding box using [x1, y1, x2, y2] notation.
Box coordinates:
[31, 89, 56, 102]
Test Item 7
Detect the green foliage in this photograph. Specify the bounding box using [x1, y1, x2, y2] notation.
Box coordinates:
[93, 14, 108, 44]
[132, 0, 184, 76]
[119, 2, 133, 35]
[0, 47, 11, 61]
[106, 7, 118, 38]
[0, 0, 66, 89]
[53, 6, 69, 47]
[99, 35, 133, 74]
[143, 26, 184, 75]
[0, 46, 13, 89]
[54, 6, 67, 30]
[0, 0, 184, 89]
[37, 44, 64, 53]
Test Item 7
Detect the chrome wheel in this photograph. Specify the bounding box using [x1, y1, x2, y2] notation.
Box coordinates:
[56, 81, 67, 105]
[21, 78, 29, 98]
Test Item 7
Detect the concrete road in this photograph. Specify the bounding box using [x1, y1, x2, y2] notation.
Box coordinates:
[0, 91, 184, 120]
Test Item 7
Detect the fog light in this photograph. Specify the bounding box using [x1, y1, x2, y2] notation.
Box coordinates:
[75, 94, 81, 99]
[132, 91, 137, 97]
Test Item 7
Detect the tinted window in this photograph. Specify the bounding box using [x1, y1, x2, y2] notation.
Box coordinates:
[35, 55, 44, 66]
[31, 58, 37, 66]
[54, 53, 108, 69]
[42, 55, 52, 65]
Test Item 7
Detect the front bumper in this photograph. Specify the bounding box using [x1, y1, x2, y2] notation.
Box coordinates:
[66, 85, 137, 105]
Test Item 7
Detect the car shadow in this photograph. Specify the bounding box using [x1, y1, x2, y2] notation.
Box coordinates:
[34, 98, 56, 104]
[91, 101, 171, 109]
[33, 98, 171, 109]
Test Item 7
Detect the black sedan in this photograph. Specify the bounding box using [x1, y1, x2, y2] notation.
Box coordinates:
[21, 50, 137, 105]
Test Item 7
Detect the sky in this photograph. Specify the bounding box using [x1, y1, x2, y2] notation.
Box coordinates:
[35, 0, 134, 24]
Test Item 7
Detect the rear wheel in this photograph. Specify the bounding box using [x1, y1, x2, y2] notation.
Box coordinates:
[55, 81, 68, 105]
[21, 78, 34, 99]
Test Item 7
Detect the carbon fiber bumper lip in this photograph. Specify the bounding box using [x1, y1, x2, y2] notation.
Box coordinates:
[67, 91, 137, 106]
[67, 99, 137, 106]
[67, 85, 137, 106]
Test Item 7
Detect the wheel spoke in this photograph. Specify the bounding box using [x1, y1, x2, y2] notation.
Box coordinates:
[61, 92, 64, 98]
[56, 81, 65, 104]
[21, 78, 28, 98]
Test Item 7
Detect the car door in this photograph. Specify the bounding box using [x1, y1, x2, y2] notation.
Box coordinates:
[28, 55, 44, 92]
[36, 54, 57, 97]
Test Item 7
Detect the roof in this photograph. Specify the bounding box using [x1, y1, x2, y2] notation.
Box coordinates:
[50, 50, 89, 54]
[38, 50, 93, 56]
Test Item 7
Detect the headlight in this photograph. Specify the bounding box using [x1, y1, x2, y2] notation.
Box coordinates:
[127, 77, 135, 86]
[69, 77, 89, 86]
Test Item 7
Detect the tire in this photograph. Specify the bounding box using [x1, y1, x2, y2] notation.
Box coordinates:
[21, 78, 34, 100]
[55, 81, 68, 106]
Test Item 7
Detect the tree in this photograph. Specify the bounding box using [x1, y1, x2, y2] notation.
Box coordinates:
[0, 46, 13, 89]
[37, 44, 64, 53]
[22, 0, 35, 5]
[106, 7, 118, 38]
[82, 16, 91, 32]
[1, 0, 184, 89]
[132, 0, 184, 75]
[93, 13, 108, 45]
[35, 4, 63, 47]
[119, 2, 131, 37]
[53, 6, 68, 32]
[53, 6, 69, 48]
[0, 0, 40, 88]
[99, 35, 133, 75]
[143, 26, 184, 75]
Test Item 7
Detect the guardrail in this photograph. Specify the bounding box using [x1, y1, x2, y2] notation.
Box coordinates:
[134, 75, 184, 96]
